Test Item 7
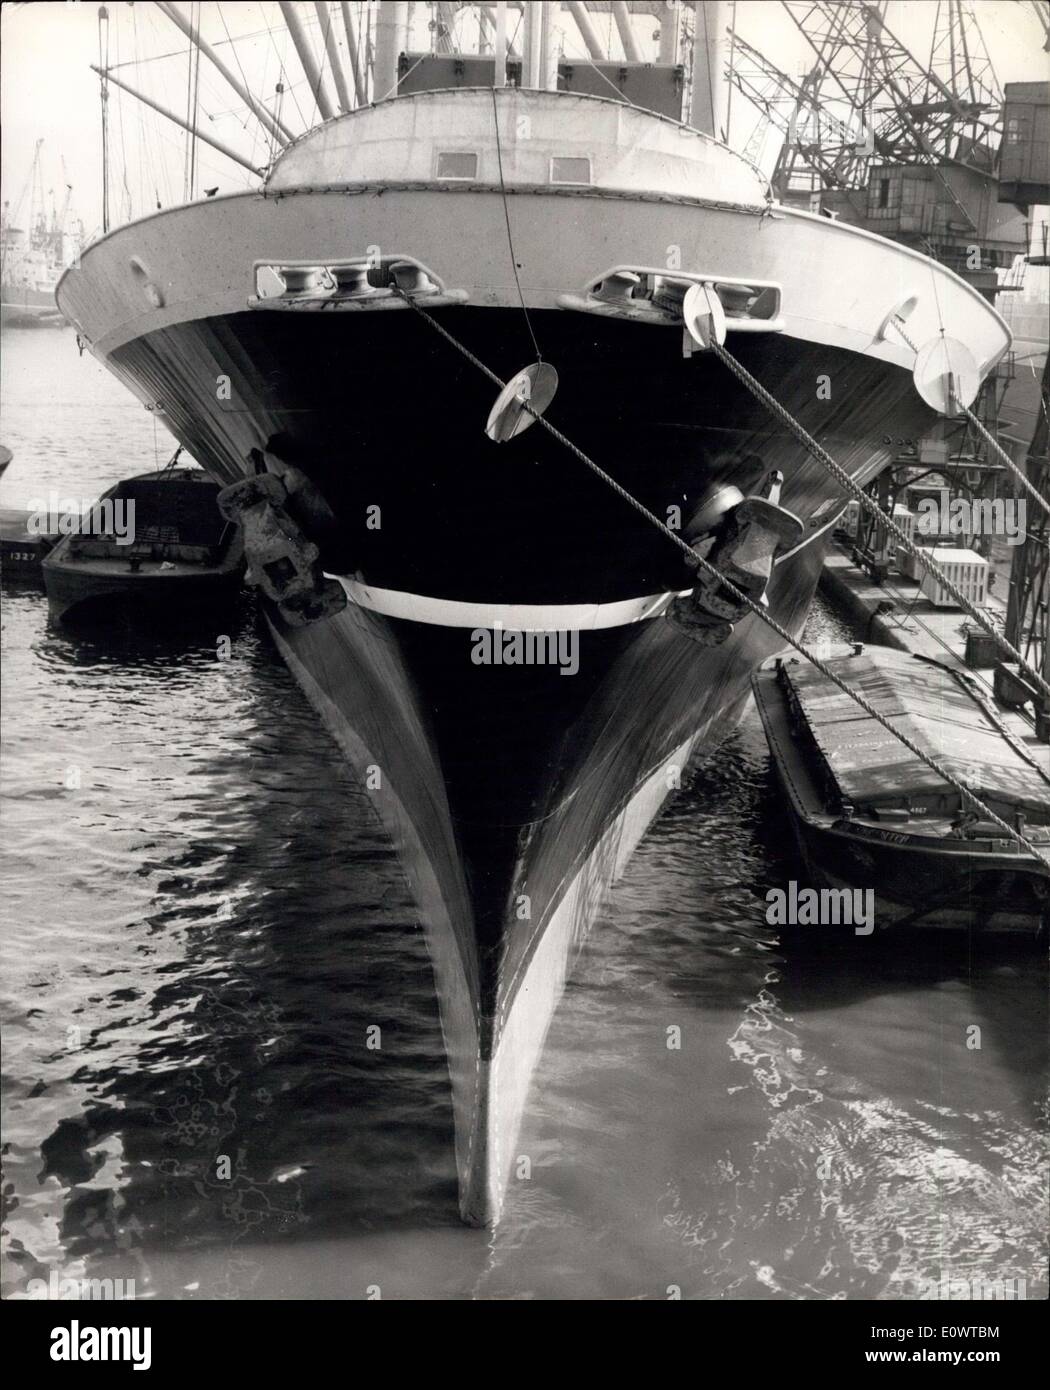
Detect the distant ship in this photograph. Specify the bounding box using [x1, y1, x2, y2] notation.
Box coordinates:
[2, 140, 79, 327]
[0, 227, 65, 326]
[56, 2, 1012, 1225]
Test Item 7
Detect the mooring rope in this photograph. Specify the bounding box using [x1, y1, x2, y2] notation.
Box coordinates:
[397, 292, 1045, 861]
[888, 315, 1050, 520]
[708, 338, 1050, 703]
[960, 402, 1050, 521]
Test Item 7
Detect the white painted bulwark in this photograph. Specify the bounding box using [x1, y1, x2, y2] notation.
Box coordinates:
[266, 88, 769, 204]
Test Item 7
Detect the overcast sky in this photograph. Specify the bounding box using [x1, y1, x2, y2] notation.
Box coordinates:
[2, 1, 1047, 241]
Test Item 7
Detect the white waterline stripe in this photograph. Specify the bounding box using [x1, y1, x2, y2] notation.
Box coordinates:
[333, 578, 680, 629]
[330, 507, 846, 630]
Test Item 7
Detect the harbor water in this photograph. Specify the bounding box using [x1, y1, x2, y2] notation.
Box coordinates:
[2, 326, 1046, 1300]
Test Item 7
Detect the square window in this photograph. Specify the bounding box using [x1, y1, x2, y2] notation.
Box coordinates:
[436, 151, 478, 180]
[550, 156, 591, 185]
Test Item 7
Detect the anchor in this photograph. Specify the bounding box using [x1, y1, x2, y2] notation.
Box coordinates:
[667, 470, 804, 645]
[217, 470, 346, 627]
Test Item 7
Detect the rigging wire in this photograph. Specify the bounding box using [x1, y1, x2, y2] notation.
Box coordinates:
[145, 120, 255, 190]
[364, 0, 375, 98]
[183, 2, 194, 200]
[132, 5, 149, 213]
[110, 16, 134, 221]
[574, 48, 642, 109]
[99, 7, 110, 233]
[699, 0, 720, 137]
[215, 1, 270, 170]
[180, 1, 204, 200]
[106, 19, 296, 70]
[490, 87, 542, 363]
[726, 1, 736, 143]
[219, 4, 262, 124]
[271, 76, 286, 165]
[961, 402, 1050, 520]
[189, 4, 203, 198]
[278, 20, 311, 133]
[253, 21, 274, 170]
[313, 3, 334, 111]
[374, 51, 426, 104]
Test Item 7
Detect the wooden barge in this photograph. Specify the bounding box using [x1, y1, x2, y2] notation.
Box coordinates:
[42, 468, 243, 624]
[752, 644, 1050, 935]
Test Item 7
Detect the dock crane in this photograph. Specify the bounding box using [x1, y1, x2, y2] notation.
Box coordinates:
[729, 1, 1047, 700]
[729, 0, 1021, 282]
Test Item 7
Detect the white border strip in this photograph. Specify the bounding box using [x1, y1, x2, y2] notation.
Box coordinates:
[335, 577, 680, 630]
[332, 506, 848, 631]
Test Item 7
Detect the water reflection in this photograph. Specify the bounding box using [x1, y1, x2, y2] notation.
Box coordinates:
[2, 567, 1045, 1300]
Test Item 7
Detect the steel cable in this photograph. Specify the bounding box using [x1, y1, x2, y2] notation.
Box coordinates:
[395, 292, 1046, 860]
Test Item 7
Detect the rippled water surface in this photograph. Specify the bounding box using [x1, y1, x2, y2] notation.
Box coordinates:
[2, 327, 1046, 1300]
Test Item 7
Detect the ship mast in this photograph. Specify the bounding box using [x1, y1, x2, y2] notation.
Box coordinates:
[279, 0, 337, 120]
[90, 65, 266, 177]
[374, 1, 410, 102]
[691, 1, 730, 139]
[87, 0, 729, 219]
[492, 1, 507, 87]
[158, 2, 294, 146]
[339, 2, 367, 105]
[314, 2, 353, 113]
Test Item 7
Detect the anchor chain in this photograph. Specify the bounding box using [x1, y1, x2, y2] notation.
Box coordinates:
[888, 314, 1050, 520]
[708, 337, 1050, 703]
[960, 402, 1050, 522]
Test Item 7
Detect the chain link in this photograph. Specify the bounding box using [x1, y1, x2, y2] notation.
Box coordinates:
[709, 337, 1050, 702]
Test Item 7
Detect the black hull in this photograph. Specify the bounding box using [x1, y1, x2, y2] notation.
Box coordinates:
[100, 306, 936, 1220]
[53, 70, 1014, 1222]
[111, 308, 934, 598]
[266, 529, 824, 1220]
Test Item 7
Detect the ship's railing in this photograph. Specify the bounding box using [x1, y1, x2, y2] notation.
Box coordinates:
[557, 265, 785, 332]
[248, 253, 467, 311]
